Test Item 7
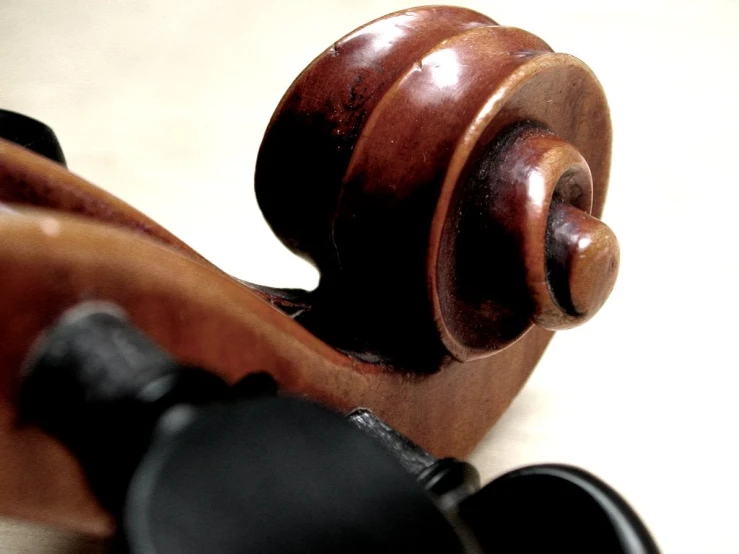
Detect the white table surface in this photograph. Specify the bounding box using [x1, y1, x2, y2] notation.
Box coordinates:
[1, 1, 737, 552]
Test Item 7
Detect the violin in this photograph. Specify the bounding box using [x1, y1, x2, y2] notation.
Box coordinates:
[0, 6, 653, 552]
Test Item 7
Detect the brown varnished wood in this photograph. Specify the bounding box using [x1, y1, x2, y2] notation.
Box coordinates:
[0, 137, 336, 316]
[442, 125, 617, 345]
[545, 202, 619, 327]
[431, 52, 613, 358]
[256, 6, 497, 267]
[0, 138, 284, 309]
[490, 127, 597, 330]
[0, 210, 551, 535]
[0, 138, 208, 265]
[0, 5, 617, 537]
[257, 13, 614, 365]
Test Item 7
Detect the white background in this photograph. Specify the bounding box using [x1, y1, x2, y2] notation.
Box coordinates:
[1, 1, 738, 552]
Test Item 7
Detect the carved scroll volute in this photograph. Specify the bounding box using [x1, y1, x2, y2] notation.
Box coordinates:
[436, 125, 618, 361]
[257, 7, 616, 367]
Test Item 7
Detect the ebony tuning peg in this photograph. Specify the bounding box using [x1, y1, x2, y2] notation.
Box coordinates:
[19, 302, 657, 554]
[0, 109, 66, 166]
[459, 465, 660, 554]
[18, 303, 468, 553]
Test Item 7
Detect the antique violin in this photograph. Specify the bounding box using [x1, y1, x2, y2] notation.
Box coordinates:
[0, 5, 654, 552]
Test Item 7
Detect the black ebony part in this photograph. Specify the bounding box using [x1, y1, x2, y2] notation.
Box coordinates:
[417, 458, 480, 512]
[458, 464, 661, 554]
[347, 408, 437, 475]
[229, 371, 278, 399]
[19, 302, 230, 515]
[0, 109, 67, 165]
[125, 397, 467, 554]
[19, 302, 660, 554]
[347, 409, 480, 509]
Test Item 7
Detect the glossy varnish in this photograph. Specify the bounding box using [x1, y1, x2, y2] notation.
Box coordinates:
[0, 6, 617, 536]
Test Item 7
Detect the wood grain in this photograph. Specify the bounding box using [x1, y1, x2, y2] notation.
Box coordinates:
[0, 4, 617, 537]
[0, 210, 551, 535]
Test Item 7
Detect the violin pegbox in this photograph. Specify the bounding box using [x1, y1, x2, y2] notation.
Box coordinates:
[0, 6, 623, 536]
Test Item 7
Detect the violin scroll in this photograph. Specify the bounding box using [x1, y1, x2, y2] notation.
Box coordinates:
[257, 6, 616, 363]
[0, 5, 625, 538]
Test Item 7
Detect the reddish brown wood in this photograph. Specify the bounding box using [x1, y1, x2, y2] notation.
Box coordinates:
[545, 202, 619, 327]
[0, 210, 551, 535]
[443, 125, 618, 338]
[0, 5, 617, 537]
[256, 6, 497, 268]
[0, 138, 208, 264]
[257, 8, 614, 364]
[0, 138, 309, 310]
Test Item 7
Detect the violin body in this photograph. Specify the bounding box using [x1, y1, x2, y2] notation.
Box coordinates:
[0, 6, 618, 538]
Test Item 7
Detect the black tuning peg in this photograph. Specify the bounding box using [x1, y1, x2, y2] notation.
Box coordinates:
[347, 411, 660, 554]
[0, 109, 66, 165]
[459, 464, 660, 554]
[19, 302, 660, 553]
